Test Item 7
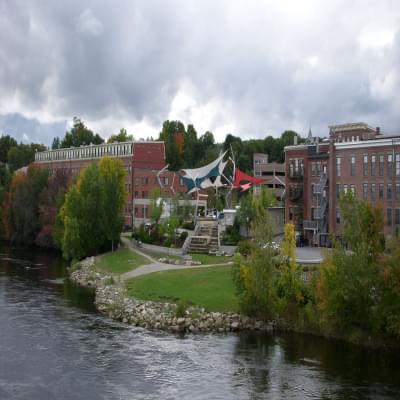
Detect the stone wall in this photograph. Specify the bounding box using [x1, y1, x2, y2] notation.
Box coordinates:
[70, 257, 275, 334]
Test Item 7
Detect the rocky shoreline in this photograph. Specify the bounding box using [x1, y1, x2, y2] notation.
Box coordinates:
[70, 257, 276, 333]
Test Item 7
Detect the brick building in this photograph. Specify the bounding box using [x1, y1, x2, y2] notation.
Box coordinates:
[285, 123, 400, 246]
[34, 141, 193, 227]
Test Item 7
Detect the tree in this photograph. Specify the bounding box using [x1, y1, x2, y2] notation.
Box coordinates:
[107, 128, 133, 143]
[99, 157, 126, 251]
[36, 169, 71, 248]
[60, 117, 104, 148]
[5, 166, 49, 244]
[0, 135, 17, 163]
[51, 137, 61, 150]
[149, 187, 164, 224]
[7, 143, 46, 172]
[60, 159, 127, 260]
[316, 193, 385, 334]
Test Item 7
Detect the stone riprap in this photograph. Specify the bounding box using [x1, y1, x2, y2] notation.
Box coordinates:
[70, 257, 275, 334]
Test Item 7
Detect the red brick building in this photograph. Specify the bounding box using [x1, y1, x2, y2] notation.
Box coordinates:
[285, 123, 400, 246]
[34, 141, 191, 227]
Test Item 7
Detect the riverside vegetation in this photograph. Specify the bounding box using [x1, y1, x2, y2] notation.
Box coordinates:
[233, 192, 400, 347]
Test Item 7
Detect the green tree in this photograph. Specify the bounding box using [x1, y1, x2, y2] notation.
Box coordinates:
[60, 117, 104, 148]
[51, 137, 61, 150]
[0, 135, 17, 163]
[99, 157, 126, 251]
[107, 128, 133, 143]
[8, 143, 46, 172]
[149, 187, 164, 224]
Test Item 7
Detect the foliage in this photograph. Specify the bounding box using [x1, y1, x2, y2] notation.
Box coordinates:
[316, 194, 386, 336]
[107, 128, 133, 143]
[0, 135, 17, 163]
[5, 166, 49, 244]
[223, 217, 241, 245]
[60, 158, 126, 260]
[8, 143, 46, 172]
[237, 240, 256, 256]
[176, 299, 189, 318]
[99, 157, 127, 250]
[60, 117, 104, 148]
[149, 187, 164, 223]
[36, 169, 71, 248]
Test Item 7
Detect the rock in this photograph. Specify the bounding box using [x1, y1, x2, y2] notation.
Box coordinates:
[177, 317, 186, 325]
[230, 321, 240, 330]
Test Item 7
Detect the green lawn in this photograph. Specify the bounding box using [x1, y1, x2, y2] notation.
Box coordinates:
[190, 253, 233, 265]
[96, 248, 149, 274]
[125, 265, 238, 312]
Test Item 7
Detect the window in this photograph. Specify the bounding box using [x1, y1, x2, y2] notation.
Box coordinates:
[379, 183, 384, 200]
[371, 183, 376, 201]
[336, 157, 341, 177]
[134, 191, 139, 198]
[363, 183, 368, 200]
[363, 155, 368, 176]
[350, 155, 356, 176]
[135, 177, 140, 185]
[350, 184, 356, 195]
[379, 155, 384, 176]
[371, 155, 376, 176]
[387, 183, 393, 200]
[312, 207, 318, 220]
[141, 177, 148, 185]
[336, 184, 341, 199]
[396, 183, 400, 201]
[388, 154, 393, 176]
[396, 209, 400, 225]
[343, 184, 348, 194]
[311, 162, 316, 176]
[336, 208, 341, 224]
[396, 154, 400, 176]
[387, 208, 392, 226]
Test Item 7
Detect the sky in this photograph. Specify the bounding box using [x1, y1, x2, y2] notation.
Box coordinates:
[0, 0, 400, 146]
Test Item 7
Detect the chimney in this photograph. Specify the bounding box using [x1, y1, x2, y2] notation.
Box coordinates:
[294, 135, 298, 145]
[316, 137, 319, 154]
[376, 126, 380, 135]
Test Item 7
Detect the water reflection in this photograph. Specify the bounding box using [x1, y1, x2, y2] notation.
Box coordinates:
[1, 245, 400, 400]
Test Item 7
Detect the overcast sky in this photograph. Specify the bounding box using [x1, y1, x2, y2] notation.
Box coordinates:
[0, 0, 399, 146]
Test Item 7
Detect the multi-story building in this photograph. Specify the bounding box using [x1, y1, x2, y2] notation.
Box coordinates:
[34, 141, 194, 227]
[285, 123, 400, 246]
[253, 153, 285, 202]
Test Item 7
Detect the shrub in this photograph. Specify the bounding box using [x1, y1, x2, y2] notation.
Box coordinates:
[179, 231, 188, 242]
[176, 299, 188, 317]
[237, 240, 256, 256]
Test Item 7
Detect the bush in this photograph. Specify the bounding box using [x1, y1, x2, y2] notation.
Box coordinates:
[176, 299, 188, 317]
[237, 240, 256, 256]
[179, 231, 188, 242]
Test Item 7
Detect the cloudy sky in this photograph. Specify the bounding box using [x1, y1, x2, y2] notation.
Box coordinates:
[0, 0, 400, 145]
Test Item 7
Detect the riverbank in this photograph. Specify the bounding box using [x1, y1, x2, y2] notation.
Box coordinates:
[70, 256, 275, 333]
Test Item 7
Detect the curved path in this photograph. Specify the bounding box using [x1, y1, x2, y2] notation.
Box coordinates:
[120, 236, 233, 282]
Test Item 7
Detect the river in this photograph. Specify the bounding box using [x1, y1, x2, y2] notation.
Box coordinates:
[1, 245, 400, 400]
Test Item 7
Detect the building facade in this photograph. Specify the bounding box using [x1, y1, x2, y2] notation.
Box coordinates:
[285, 123, 400, 246]
[34, 141, 191, 227]
[253, 153, 285, 202]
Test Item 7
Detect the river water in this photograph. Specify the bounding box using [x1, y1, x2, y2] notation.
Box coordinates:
[1, 245, 400, 400]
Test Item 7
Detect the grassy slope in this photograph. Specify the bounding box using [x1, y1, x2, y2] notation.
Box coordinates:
[125, 265, 238, 312]
[96, 248, 149, 274]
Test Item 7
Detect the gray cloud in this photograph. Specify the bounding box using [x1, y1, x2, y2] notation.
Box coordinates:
[0, 0, 400, 145]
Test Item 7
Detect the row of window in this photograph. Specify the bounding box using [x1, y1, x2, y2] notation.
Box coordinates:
[336, 182, 400, 201]
[36, 144, 133, 161]
[336, 208, 400, 225]
[288, 159, 304, 177]
[336, 153, 400, 177]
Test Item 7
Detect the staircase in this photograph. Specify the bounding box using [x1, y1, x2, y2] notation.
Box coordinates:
[187, 219, 219, 254]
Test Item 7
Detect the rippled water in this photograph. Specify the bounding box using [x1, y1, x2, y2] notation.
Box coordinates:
[1, 245, 400, 400]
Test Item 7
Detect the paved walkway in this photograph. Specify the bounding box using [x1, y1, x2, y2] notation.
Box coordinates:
[120, 236, 233, 281]
[295, 247, 326, 264]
